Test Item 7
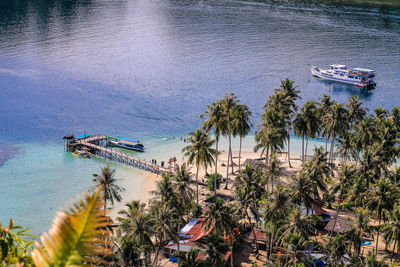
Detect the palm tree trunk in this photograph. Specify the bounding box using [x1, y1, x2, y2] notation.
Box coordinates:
[239, 136, 242, 172]
[225, 137, 231, 190]
[325, 134, 328, 153]
[196, 163, 200, 204]
[391, 238, 397, 262]
[269, 224, 275, 260]
[177, 223, 181, 252]
[215, 138, 219, 196]
[215, 137, 219, 175]
[103, 188, 107, 216]
[230, 133, 234, 175]
[329, 133, 336, 163]
[302, 134, 305, 164]
[153, 241, 162, 266]
[231, 245, 234, 267]
[305, 137, 309, 160]
[265, 147, 269, 170]
[376, 216, 381, 256]
[287, 130, 292, 168]
[330, 195, 341, 238]
[247, 214, 259, 255]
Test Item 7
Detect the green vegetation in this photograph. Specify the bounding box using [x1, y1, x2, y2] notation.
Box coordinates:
[206, 173, 222, 192]
[4, 78, 400, 266]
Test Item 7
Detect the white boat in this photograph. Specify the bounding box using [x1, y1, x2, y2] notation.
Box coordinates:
[310, 64, 376, 89]
[107, 137, 144, 152]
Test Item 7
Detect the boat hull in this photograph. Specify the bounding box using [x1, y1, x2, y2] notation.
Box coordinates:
[310, 66, 376, 89]
[107, 139, 144, 152]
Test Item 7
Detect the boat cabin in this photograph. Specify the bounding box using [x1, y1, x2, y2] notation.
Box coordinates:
[349, 67, 375, 78]
[330, 64, 347, 70]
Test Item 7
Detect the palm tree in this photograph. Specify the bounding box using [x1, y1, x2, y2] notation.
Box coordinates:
[318, 94, 333, 153]
[300, 100, 321, 159]
[346, 95, 367, 129]
[301, 146, 331, 203]
[0, 220, 35, 265]
[374, 118, 399, 169]
[204, 198, 235, 235]
[325, 234, 350, 266]
[151, 173, 175, 204]
[382, 205, 400, 261]
[151, 203, 178, 266]
[255, 109, 287, 168]
[374, 106, 389, 120]
[364, 250, 387, 266]
[336, 131, 357, 164]
[330, 164, 356, 237]
[173, 164, 195, 209]
[346, 175, 368, 209]
[281, 233, 310, 266]
[182, 129, 215, 204]
[32, 187, 112, 266]
[388, 166, 400, 186]
[349, 208, 370, 257]
[201, 100, 227, 180]
[293, 109, 308, 163]
[235, 186, 259, 254]
[175, 248, 204, 267]
[279, 79, 301, 168]
[220, 94, 238, 180]
[289, 173, 315, 214]
[390, 106, 400, 132]
[264, 186, 291, 259]
[231, 103, 252, 172]
[202, 233, 230, 266]
[353, 116, 378, 154]
[278, 206, 315, 245]
[323, 103, 349, 163]
[234, 164, 265, 254]
[267, 79, 301, 168]
[121, 204, 154, 264]
[266, 154, 283, 191]
[92, 166, 124, 214]
[115, 235, 144, 267]
[369, 178, 398, 256]
[117, 200, 147, 234]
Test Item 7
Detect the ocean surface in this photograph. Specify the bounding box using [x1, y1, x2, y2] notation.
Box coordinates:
[0, 0, 399, 235]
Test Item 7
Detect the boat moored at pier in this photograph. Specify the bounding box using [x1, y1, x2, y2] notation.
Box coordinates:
[310, 64, 376, 89]
[107, 136, 145, 152]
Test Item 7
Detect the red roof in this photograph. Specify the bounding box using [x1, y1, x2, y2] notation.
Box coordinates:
[186, 218, 206, 237]
[188, 219, 214, 242]
[249, 229, 268, 242]
[312, 203, 328, 216]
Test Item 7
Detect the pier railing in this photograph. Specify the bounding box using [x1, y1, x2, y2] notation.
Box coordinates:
[67, 135, 169, 175]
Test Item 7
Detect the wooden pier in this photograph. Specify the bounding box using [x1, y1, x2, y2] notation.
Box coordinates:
[64, 135, 169, 175]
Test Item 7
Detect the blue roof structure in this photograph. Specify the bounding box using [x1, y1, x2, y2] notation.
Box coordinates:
[352, 67, 374, 72]
[76, 133, 91, 139]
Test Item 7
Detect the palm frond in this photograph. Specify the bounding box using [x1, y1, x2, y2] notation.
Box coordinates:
[32, 187, 112, 267]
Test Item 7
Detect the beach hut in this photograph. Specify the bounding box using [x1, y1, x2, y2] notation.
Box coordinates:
[324, 216, 353, 235]
[241, 158, 264, 169]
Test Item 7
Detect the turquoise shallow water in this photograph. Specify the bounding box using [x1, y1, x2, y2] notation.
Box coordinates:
[0, 135, 323, 235]
[0, 0, 399, 235]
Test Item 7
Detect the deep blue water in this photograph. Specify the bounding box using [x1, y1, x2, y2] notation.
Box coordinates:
[0, 0, 399, 234]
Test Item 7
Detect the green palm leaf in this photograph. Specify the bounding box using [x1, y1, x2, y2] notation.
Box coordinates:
[32, 187, 112, 267]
